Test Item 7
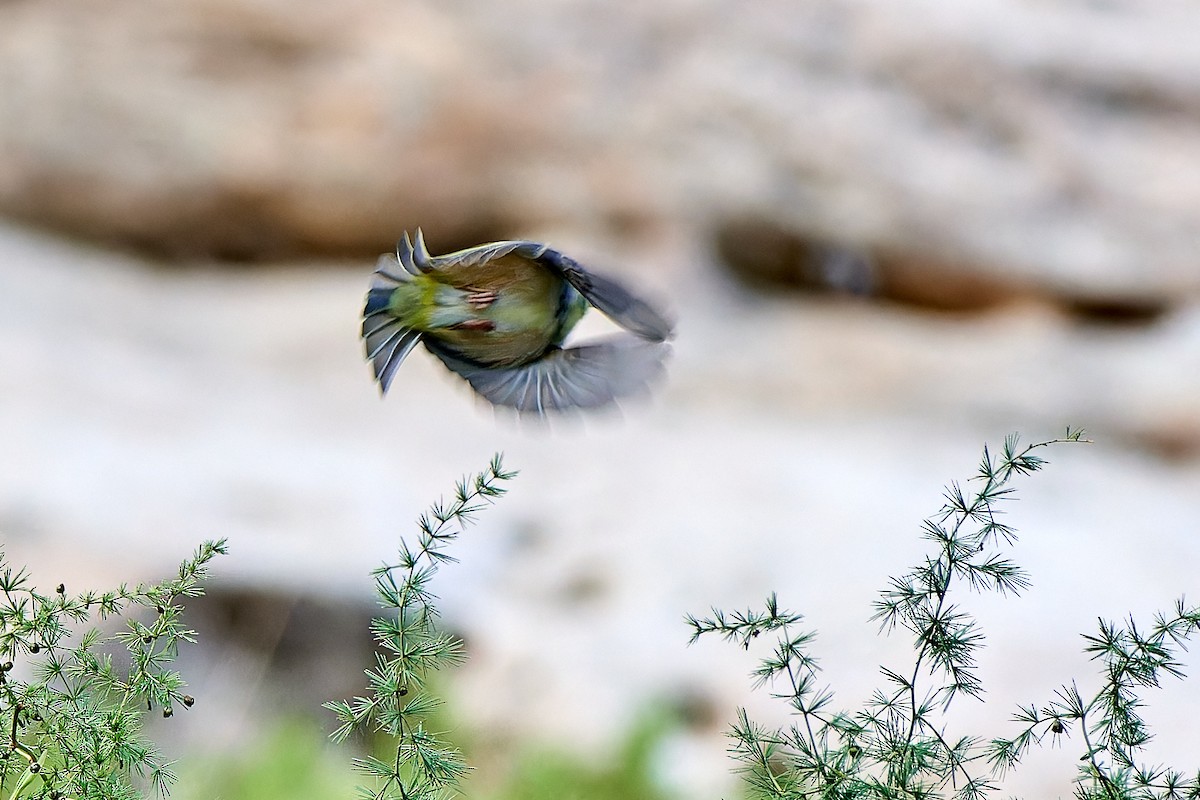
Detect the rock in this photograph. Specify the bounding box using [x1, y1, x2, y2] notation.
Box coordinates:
[2, 219, 1200, 798]
[2, 0, 1199, 309]
[712, 216, 1178, 318]
[675, 0, 1200, 306]
[713, 215, 1046, 312]
[0, 0, 606, 258]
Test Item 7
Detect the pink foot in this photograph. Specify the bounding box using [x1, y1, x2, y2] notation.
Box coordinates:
[467, 289, 498, 309]
[451, 319, 495, 332]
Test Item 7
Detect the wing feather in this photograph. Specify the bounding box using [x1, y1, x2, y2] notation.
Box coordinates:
[424, 335, 668, 414]
[530, 247, 674, 342]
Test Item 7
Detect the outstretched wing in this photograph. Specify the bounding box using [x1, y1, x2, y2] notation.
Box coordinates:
[424, 335, 669, 414]
[529, 246, 675, 343]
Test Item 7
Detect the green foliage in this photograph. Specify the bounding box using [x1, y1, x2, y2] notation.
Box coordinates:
[171, 707, 681, 800]
[688, 428, 1199, 799]
[328, 454, 516, 800]
[174, 719, 358, 800]
[0, 539, 227, 800]
[489, 709, 680, 800]
[991, 599, 1200, 799]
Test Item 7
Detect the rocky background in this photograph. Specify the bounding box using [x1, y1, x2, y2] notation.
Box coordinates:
[2, 0, 1199, 797]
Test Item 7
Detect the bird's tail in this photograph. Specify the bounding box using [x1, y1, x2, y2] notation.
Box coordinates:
[362, 236, 429, 394]
[364, 287, 393, 316]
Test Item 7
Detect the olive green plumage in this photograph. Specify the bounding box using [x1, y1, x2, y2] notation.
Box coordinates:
[361, 230, 674, 414]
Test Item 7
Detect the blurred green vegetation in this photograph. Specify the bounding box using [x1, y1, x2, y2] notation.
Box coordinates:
[173, 720, 356, 800]
[489, 709, 680, 800]
[173, 707, 684, 800]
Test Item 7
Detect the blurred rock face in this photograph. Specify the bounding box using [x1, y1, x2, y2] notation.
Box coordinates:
[2, 0, 1199, 305]
[0, 0, 671, 259]
[0, 0, 529, 257]
[2, 4, 1200, 791]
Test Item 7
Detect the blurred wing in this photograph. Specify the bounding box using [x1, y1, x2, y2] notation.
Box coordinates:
[424, 335, 669, 414]
[530, 247, 675, 342]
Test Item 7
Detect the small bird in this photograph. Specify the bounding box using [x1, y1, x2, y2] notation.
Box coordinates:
[361, 230, 674, 414]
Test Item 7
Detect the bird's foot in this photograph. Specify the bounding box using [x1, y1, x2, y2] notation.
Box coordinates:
[449, 319, 496, 332]
[466, 289, 498, 309]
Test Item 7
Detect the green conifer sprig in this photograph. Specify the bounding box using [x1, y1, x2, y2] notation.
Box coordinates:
[328, 454, 515, 800]
[688, 429, 1095, 799]
[0, 538, 226, 800]
[990, 597, 1200, 799]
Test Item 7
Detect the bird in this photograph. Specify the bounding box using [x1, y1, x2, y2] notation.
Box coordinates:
[361, 230, 674, 414]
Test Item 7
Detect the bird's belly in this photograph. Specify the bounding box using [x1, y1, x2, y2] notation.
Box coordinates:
[421, 262, 571, 367]
[433, 290, 563, 366]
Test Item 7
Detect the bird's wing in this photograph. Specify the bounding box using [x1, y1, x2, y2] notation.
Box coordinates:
[393, 229, 433, 274]
[424, 335, 669, 414]
[417, 231, 529, 271]
[388, 232, 675, 341]
[526, 245, 675, 343]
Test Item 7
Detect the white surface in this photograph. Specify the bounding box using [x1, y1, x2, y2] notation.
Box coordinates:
[2, 220, 1198, 797]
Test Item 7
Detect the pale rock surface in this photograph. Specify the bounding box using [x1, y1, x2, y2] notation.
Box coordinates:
[1, 220, 1199, 798]
[2, 0, 1198, 305]
[2, 0, 1199, 794]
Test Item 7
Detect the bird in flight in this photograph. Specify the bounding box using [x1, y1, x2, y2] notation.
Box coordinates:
[362, 230, 674, 414]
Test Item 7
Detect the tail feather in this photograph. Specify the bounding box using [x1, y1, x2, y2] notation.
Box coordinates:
[365, 319, 422, 395]
[371, 252, 412, 289]
[363, 251, 422, 394]
[363, 287, 394, 319]
[374, 329, 422, 394]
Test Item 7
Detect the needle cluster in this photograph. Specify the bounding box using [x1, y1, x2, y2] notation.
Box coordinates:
[992, 598, 1200, 799]
[685, 429, 1200, 799]
[0, 539, 226, 800]
[327, 454, 516, 800]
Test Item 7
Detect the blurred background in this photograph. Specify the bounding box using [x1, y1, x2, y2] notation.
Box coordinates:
[2, 0, 1199, 797]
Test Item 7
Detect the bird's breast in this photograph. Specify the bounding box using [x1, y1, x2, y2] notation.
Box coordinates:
[426, 258, 578, 368]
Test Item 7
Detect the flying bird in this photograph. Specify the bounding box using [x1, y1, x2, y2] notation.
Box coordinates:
[361, 230, 674, 414]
